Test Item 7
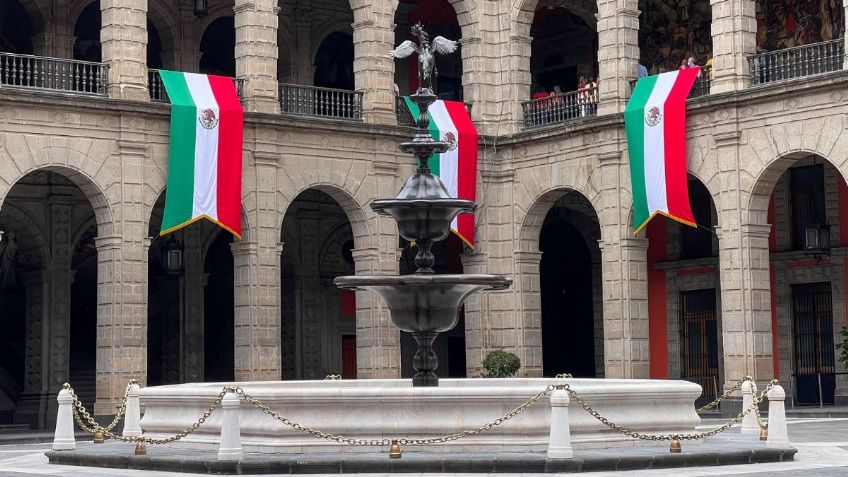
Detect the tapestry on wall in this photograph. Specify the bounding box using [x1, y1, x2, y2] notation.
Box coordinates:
[158, 71, 244, 239]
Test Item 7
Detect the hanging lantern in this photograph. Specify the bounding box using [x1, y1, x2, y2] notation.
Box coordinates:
[194, 0, 208, 18]
[160, 236, 184, 275]
[804, 224, 831, 263]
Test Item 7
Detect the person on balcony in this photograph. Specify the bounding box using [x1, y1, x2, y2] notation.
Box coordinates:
[532, 86, 550, 124]
[638, 63, 648, 79]
[549, 85, 563, 122]
[577, 77, 588, 117]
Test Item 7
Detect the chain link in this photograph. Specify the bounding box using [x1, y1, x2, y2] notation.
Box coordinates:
[696, 376, 752, 413]
[66, 383, 228, 445]
[565, 379, 779, 442]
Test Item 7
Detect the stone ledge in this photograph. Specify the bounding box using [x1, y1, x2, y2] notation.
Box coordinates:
[45, 435, 796, 474]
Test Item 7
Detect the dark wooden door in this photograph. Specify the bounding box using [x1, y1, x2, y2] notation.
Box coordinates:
[792, 282, 835, 405]
[680, 289, 720, 402]
[342, 335, 357, 379]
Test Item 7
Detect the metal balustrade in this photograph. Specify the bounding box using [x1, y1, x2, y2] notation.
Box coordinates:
[148, 69, 244, 103]
[748, 39, 844, 86]
[279, 83, 363, 120]
[0, 52, 107, 95]
[628, 66, 712, 100]
[521, 87, 597, 129]
[395, 96, 474, 126]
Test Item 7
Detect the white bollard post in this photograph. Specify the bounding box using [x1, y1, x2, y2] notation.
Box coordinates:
[217, 389, 243, 461]
[547, 385, 573, 459]
[123, 382, 142, 437]
[766, 383, 791, 449]
[53, 386, 76, 450]
[740, 380, 759, 435]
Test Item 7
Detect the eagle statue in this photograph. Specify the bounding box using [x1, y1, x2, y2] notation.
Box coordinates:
[390, 23, 459, 94]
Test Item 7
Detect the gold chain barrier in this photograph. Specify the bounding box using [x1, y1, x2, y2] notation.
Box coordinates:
[61, 375, 777, 457]
[696, 375, 752, 413]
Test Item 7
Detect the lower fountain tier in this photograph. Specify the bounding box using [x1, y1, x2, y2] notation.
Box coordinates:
[334, 274, 511, 332]
[138, 378, 702, 453]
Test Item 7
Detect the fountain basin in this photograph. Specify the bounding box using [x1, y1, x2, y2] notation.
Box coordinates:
[138, 378, 702, 454]
[334, 274, 510, 332]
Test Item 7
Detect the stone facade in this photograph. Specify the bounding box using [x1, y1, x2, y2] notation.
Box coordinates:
[2, 0, 848, 427]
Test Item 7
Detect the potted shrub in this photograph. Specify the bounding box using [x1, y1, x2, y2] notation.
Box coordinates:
[482, 349, 521, 378]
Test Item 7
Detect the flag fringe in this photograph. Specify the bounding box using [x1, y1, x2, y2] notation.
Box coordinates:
[632, 210, 697, 236]
[159, 214, 242, 240]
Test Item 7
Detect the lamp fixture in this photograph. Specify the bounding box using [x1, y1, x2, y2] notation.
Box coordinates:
[194, 0, 208, 18]
[160, 236, 185, 275]
[804, 224, 831, 263]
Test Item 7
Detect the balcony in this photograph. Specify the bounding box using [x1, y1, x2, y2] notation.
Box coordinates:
[628, 67, 711, 101]
[148, 69, 244, 103]
[521, 87, 597, 129]
[395, 96, 473, 126]
[279, 83, 363, 121]
[0, 52, 108, 96]
[748, 39, 844, 86]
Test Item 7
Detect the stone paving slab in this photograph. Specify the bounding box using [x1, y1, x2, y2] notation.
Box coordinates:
[44, 435, 796, 474]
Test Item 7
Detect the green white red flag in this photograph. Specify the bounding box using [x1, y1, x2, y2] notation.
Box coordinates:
[402, 97, 478, 247]
[158, 70, 243, 238]
[625, 67, 699, 234]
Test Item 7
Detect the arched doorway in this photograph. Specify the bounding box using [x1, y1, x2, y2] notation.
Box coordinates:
[199, 16, 235, 76]
[529, 2, 598, 95]
[313, 31, 354, 90]
[281, 189, 357, 380]
[751, 154, 848, 406]
[399, 234, 468, 378]
[73, 1, 101, 62]
[644, 176, 722, 403]
[0, 170, 99, 428]
[0, 0, 35, 53]
[638, 0, 712, 74]
[394, 0, 463, 99]
[538, 193, 602, 377]
[204, 231, 234, 382]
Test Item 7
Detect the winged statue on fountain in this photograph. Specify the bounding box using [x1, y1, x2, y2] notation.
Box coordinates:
[390, 22, 459, 94]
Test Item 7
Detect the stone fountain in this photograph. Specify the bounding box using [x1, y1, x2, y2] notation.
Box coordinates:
[334, 89, 510, 387]
[131, 26, 704, 455]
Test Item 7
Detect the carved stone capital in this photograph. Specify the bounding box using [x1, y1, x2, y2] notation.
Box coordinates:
[714, 131, 743, 147]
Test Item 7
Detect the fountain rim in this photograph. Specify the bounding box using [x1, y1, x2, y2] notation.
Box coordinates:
[334, 273, 512, 290]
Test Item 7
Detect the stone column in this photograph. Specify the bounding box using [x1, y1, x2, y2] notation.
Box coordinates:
[460, 252, 489, 376]
[100, 0, 149, 100]
[844, 0, 848, 70]
[600, 237, 650, 378]
[716, 223, 774, 387]
[513, 251, 543, 377]
[234, 0, 280, 113]
[352, 1, 396, 124]
[291, 8, 313, 85]
[182, 230, 204, 383]
[596, 0, 640, 115]
[48, 196, 73, 395]
[231, 240, 282, 381]
[352, 246, 401, 378]
[13, 270, 49, 428]
[94, 235, 148, 415]
[710, 0, 757, 92]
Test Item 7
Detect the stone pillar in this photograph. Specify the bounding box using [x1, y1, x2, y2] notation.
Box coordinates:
[352, 2, 396, 124]
[717, 223, 774, 388]
[461, 252, 488, 376]
[844, 0, 848, 70]
[352, 246, 401, 378]
[596, 0, 640, 115]
[100, 0, 149, 100]
[231, 240, 282, 381]
[48, 196, 73, 396]
[291, 8, 313, 85]
[710, 0, 757, 92]
[183, 230, 205, 382]
[513, 251, 543, 377]
[94, 235, 148, 415]
[234, 0, 280, 113]
[601, 237, 650, 378]
[13, 270, 49, 428]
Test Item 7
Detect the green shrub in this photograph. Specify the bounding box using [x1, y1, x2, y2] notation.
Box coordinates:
[482, 350, 521, 378]
[837, 327, 848, 366]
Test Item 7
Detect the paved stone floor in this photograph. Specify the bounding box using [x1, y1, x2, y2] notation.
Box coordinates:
[0, 418, 846, 476]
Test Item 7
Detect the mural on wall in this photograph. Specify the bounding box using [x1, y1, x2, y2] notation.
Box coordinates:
[756, 0, 844, 51]
[638, 0, 712, 74]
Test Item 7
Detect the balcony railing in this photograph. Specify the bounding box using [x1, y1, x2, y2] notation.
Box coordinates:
[0, 52, 107, 96]
[395, 96, 474, 126]
[521, 87, 597, 129]
[148, 69, 244, 103]
[279, 83, 362, 120]
[748, 39, 844, 86]
[629, 67, 711, 100]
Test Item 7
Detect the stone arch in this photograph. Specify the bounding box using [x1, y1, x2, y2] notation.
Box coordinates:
[277, 22, 296, 83]
[318, 221, 354, 278]
[513, 0, 598, 37]
[147, 0, 179, 67]
[0, 164, 115, 238]
[0, 201, 49, 270]
[195, 6, 234, 40]
[13, 0, 46, 36]
[279, 183, 373, 250]
[311, 21, 354, 61]
[518, 186, 603, 253]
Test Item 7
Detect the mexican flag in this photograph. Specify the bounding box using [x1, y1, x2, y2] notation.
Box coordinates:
[625, 67, 700, 235]
[402, 97, 477, 247]
[159, 70, 244, 238]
